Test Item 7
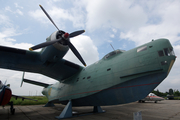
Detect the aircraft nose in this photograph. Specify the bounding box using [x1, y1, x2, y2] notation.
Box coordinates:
[42, 88, 47, 95]
[161, 97, 165, 101]
[167, 58, 175, 75]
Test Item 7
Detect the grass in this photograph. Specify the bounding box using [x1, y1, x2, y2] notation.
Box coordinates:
[10, 96, 48, 105]
[173, 97, 180, 100]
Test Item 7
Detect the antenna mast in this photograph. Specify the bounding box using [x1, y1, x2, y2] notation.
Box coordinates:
[110, 44, 115, 51]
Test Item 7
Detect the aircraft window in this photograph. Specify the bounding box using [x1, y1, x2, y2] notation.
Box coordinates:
[107, 68, 111, 71]
[137, 46, 147, 52]
[103, 50, 123, 59]
[87, 76, 91, 79]
[76, 78, 79, 82]
[161, 61, 167, 65]
[164, 48, 170, 56]
[158, 50, 164, 57]
[169, 48, 175, 55]
[104, 51, 116, 59]
[83, 77, 85, 79]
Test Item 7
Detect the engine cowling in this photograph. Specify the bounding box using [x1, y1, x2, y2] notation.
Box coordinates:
[40, 31, 69, 62]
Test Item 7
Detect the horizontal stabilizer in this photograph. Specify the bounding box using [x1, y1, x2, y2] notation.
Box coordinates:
[21, 72, 49, 88]
[23, 78, 49, 88]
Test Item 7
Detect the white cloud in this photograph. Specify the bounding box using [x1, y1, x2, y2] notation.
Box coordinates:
[64, 35, 99, 66]
[14, 3, 23, 9]
[5, 6, 12, 12]
[112, 28, 117, 33]
[29, 6, 84, 29]
[4, 5, 23, 16]
[15, 9, 23, 15]
[85, 0, 147, 31]
[120, 1, 180, 46]
[0, 14, 10, 26]
[110, 34, 115, 38]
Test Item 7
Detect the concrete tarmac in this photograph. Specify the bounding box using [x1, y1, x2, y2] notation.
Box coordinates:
[1, 100, 180, 120]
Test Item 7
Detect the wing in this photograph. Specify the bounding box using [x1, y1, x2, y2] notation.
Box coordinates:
[0, 45, 42, 72]
[11, 94, 37, 101]
[0, 45, 83, 81]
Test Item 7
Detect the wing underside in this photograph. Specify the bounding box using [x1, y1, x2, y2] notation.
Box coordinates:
[11, 94, 37, 101]
[0, 45, 83, 81]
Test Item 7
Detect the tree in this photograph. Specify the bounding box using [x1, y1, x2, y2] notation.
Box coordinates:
[174, 90, 180, 96]
[169, 89, 173, 95]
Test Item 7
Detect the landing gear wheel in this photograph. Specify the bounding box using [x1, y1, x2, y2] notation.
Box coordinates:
[10, 108, 15, 115]
[8, 101, 15, 115]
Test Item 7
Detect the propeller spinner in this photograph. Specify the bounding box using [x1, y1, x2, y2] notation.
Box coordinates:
[29, 5, 86, 66]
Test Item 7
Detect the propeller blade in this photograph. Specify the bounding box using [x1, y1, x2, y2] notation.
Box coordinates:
[67, 41, 86, 66]
[39, 5, 59, 31]
[69, 30, 85, 38]
[29, 39, 61, 51]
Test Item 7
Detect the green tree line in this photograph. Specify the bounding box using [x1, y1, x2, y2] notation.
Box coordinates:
[152, 89, 180, 97]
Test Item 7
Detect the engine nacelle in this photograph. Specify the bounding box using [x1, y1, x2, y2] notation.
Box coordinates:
[40, 31, 69, 62]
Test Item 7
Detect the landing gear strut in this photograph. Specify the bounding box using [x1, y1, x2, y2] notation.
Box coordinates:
[8, 101, 15, 115]
[56, 100, 72, 119]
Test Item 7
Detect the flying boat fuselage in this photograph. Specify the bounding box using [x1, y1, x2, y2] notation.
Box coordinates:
[42, 38, 176, 106]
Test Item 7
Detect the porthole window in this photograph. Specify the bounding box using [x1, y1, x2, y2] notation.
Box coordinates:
[158, 50, 164, 57]
[107, 68, 111, 71]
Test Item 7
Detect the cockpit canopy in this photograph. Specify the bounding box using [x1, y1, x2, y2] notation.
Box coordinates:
[103, 49, 125, 59]
[149, 93, 157, 96]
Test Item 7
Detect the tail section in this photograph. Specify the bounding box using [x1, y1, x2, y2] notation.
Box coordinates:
[21, 72, 49, 87]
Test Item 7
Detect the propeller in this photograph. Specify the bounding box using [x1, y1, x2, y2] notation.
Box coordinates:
[29, 5, 86, 66]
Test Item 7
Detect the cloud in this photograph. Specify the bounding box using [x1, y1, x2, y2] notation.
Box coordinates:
[15, 9, 23, 15]
[14, 3, 23, 9]
[85, 0, 147, 31]
[120, 1, 180, 46]
[29, 6, 85, 29]
[64, 35, 99, 66]
[0, 15, 20, 46]
[4, 5, 23, 16]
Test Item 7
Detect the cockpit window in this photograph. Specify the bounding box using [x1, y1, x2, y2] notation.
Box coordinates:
[164, 48, 170, 56]
[137, 46, 147, 52]
[158, 50, 164, 57]
[103, 49, 123, 59]
[169, 48, 175, 55]
[163, 48, 175, 56]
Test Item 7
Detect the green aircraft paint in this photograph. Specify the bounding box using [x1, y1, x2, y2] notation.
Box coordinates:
[0, 32, 176, 107]
[0, 5, 176, 118]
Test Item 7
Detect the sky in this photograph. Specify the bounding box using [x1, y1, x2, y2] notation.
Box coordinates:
[0, 0, 180, 95]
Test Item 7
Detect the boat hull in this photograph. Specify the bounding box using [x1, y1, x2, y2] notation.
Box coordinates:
[59, 72, 166, 106]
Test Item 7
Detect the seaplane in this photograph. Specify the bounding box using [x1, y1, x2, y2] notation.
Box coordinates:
[0, 5, 176, 119]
